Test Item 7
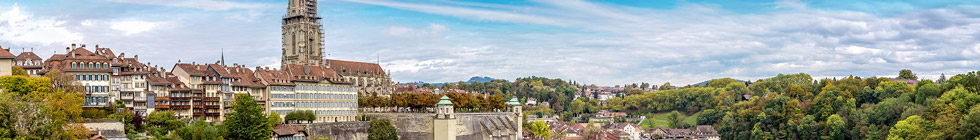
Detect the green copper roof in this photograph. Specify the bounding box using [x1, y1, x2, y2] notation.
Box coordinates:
[506, 97, 521, 106]
[436, 95, 453, 106]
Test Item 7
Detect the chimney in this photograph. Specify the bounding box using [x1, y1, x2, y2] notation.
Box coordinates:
[134, 55, 138, 61]
[81, 44, 86, 48]
[120, 53, 125, 58]
[177, 59, 181, 63]
[30, 48, 33, 52]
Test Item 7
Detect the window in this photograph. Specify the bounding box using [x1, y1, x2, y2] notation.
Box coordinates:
[89, 63, 94, 69]
[103, 63, 109, 69]
[71, 62, 77, 69]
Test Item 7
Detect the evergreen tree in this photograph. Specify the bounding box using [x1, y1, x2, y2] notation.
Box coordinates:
[368, 119, 398, 140]
[224, 94, 274, 140]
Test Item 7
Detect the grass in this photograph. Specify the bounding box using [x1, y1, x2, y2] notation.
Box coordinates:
[638, 111, 701, 130]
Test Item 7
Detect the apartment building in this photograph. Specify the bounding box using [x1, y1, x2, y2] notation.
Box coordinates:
[41, 44, 113, 108]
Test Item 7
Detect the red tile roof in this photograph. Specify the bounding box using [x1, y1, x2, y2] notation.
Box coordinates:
[324, 59, 386, 77]
[272, 125, 306, 136]
[40, 45, 113, 74]
[255, 67, 296, 86]
[0, 48, 15, 59]
[208, 64, 266, 88]
[14, 52, 41, 61]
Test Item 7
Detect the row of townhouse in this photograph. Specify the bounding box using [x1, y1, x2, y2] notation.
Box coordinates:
[26, 44, 359, 122]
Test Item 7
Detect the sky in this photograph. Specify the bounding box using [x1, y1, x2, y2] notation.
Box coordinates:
[1, 0, 979, 86]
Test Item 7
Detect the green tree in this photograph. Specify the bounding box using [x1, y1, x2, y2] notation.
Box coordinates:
[148, 111, 184, 136]
[696, 109, 722, 125]
[959, 105, 980, 139]
[897, 69, 917, 80]
[888, 115, 927, 140]
[914, 82, 941, 105]
[177, 120, 225, 140]
[667, 111, 681, 128]
[224, 94, 274, 140]
[938, 86, 980, 113]
[707, 78, 739, 88]
[751, 123, 772, 140]
[938, 73, 947, 84]
[525, 120, 551, 139]
[368, 119, 398, 140]
[268, 112, 281, 126]
[826, 114, 846, 140]
[11, 67, 27, 76]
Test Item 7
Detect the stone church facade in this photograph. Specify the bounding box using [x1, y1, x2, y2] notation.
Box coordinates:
[282, 0, 393, 96]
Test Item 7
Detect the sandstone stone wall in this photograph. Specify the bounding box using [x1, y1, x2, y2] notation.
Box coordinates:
[294, 121, 370, 140]
[366, 113, 436, 140]
[301, 113, 519, 140]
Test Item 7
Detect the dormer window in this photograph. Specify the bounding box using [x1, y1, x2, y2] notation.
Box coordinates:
[71, 62, 76, 69]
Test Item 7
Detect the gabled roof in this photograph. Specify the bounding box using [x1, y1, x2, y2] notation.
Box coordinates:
[173, 63, 216, 77]
[324, 59, 386, 77]
[272, 125, 306, 136]
[208, 64, 266, 88]
[693, 125, 719, 136]
[14, 51, 41, 61]
[0, 47, 15, 59]
[255, 67, 296, 86]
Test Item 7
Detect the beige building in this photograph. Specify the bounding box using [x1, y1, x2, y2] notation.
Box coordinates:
[257, 64, 358, 123]
[171, 62, 225, 121]
[325, 59, 393, 96]
[114, 54, 152, 115]
[42, 44, 113, 108]
[13, 48, 42, 76]
[0, 47, 13, 76]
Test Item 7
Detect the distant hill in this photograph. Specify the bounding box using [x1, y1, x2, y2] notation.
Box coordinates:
[691, 79, 751, 87]
[467, 76, 496, 83]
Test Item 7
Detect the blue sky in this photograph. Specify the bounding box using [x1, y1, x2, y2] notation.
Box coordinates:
[1, 0, 979, 85]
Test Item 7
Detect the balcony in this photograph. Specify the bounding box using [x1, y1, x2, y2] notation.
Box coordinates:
[203, 97, 220, 101]
[83, 102, 109, 108]
[170, 97, 191, 101]
[206, 105, 220, 108]
[121, 95, 134, 101]
[206, 112, 221, 117]
[193, 105, 204, 108]
[193, 112, 204, 116]
[155, 105, 170, 109]
[155, 97, 170, 101]
[171, 105, 190, 109]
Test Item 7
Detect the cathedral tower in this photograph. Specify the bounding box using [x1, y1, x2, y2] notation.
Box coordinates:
[282, 0, 323, 68]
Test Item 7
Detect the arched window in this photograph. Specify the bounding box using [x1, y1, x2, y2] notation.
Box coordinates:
[71, 62, 77, 69]
[103, 63, 109, 69]
[89, 63, 94, 69]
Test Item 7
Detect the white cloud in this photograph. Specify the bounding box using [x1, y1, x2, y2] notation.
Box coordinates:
[0, 3, 83, 45]
[385, 23, 450, 38]
[771, 0, 808, 9]
[339, 0, 980, 85]
[109, 20, 169, 35]
[104, 0, 275, 11]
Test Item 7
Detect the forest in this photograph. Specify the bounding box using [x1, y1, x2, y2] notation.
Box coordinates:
[603, 70, 980, 140]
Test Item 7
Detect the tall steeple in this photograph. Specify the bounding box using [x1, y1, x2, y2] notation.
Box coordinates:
[282, 0, 323, 68]
[221, 48, 225, 66]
